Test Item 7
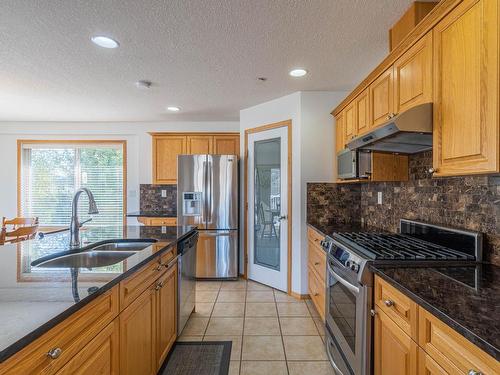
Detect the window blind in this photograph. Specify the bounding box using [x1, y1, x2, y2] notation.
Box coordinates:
[20, 143, 124, 227]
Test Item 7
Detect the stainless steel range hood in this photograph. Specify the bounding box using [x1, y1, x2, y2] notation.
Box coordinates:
[347, 103, 433, 154]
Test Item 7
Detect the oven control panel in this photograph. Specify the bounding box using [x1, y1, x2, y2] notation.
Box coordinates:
[322, 236, 365, 275]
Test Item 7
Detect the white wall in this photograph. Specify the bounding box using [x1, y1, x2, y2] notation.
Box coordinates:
[239, 91, 347, 294]
[0, 121, 239, 220]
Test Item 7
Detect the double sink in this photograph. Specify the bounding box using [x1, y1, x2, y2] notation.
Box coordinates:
[31, 240, 157, 269]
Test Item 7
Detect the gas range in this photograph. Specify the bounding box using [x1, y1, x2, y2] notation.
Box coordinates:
[322, 219, 482, 375]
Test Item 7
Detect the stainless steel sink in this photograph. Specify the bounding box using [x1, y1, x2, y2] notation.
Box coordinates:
[89, 241, 155, 252]
[35, 250, 137, 268]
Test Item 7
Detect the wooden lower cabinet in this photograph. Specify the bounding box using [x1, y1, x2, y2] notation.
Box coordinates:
[374, 307, 418, 375]
[418, 348, 448, 375]
[156, 264, 178, 369]
[120, 284, 157, 375]
[307, 227, 326, 320]
[56, 320, 119, 375]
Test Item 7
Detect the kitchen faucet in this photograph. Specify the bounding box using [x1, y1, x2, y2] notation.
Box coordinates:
[69, 187, 99, 248]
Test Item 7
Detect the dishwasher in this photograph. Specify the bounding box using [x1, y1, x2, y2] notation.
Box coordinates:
[177, 231, 198, 335]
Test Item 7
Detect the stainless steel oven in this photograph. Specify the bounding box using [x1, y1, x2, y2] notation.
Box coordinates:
[337, 149, 372, 180]
[324, 238, 372, 375]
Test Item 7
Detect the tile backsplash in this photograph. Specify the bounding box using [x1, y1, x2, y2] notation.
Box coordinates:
[140, 184, 177, 215]
[307, 151, 500, 265]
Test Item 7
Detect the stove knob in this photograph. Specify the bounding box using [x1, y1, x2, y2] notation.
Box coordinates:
[346, 260, 352, 268]
[350, 262, 360, 273]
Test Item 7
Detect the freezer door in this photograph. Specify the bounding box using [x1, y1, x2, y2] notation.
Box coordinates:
[196, 230, 238, 278]
[206, 155, 238, 230]
[177, 154, 207, 227]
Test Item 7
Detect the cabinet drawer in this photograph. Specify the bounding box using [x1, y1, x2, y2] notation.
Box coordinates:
[307, 227, 323, 245]
[374, 276, 418, 339]
[308, 266, 325, 321]
[0, 286, 119, 375]
[120, 257, 165, 310]
[138, 217, 177, 226]
[418, 308, 500, 375]
[159, 246, 176, 266]
[308, 240, 326, 283]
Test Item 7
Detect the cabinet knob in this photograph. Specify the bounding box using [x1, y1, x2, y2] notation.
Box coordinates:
[428, 167, 437, 174]
[47, 347, 62, 359]
[156, 264, 163, 271]
[155, 281, 164, 291]
[370, 309, 377, 317]
[314, 262, 320, 266]
[384, 299, 395, 307]
[386, 112, 397, 119]
[468, 371, 483, 375]
[314, 292, 319, 296]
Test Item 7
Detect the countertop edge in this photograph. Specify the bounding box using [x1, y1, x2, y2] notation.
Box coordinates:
[126, 212, 177, 218]
[0, 227, 196, 363]
[370, 265, 500, 361]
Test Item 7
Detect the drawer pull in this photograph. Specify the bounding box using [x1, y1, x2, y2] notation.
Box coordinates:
[384, 299, 395, 307]
[47, 347, 62, 359]
[155, 281, 164, 291]
[156, 264, 163, 271]
[468, 371, 483, 375]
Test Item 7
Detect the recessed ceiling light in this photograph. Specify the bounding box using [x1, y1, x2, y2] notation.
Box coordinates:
[289, 68, 308, 77]
[135, 80, 152, 89]
[167, 106, 180, 112]
[91, 36, 119, 49]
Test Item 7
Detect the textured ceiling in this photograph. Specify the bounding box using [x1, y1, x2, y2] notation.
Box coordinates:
[0, 0, 417, 122]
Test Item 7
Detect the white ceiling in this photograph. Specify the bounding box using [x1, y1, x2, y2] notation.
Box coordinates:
[0, 0, 417, 122]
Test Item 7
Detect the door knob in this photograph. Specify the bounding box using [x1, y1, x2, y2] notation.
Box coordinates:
[278, 215, 287, 221]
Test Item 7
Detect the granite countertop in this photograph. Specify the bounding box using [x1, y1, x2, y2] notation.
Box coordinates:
[127, 210, 177, 218]
[307, 221, 384, 239]
[0, 225, 196, 363]
[371, 263, 500, 360]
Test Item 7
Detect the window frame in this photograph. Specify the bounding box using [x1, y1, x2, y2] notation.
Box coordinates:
[17, 139, 127, 225]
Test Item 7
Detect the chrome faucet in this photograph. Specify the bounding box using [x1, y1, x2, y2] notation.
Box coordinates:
[69, 188, 99, 248]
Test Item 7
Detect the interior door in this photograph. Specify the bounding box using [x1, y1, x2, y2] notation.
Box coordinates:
[247, 126, 288, 291]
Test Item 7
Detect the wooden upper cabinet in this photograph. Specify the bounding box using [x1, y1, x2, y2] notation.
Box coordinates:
[344, 101, 357, 141]
[374, 308, 418, 375]
[394, 31, 433, 114]
[369, 67, 394, 128]
[335, 113, 345, 153]
[355, 89, 370, 135]
[213, 135, 240, 156]
[186, 135, 213, 154]
[433, 0, 499, 176]
[153, 136, 186, 184]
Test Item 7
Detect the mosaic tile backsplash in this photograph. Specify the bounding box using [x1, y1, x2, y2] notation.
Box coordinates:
[140, 184, 177, 215]
[307, 151, 500, 265]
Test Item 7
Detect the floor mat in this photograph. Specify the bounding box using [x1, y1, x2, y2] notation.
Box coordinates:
[160, 341, 232, 375]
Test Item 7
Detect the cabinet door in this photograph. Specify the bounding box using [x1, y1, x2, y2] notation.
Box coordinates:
[120, 285, 156, 375]
[56, 320, 119, 375]
[213, 135, 240, 156]
[394, 31, 433, 113]
[356, 89, 370, 135]
[418, 348, 448, 375]
[186, 135, 213, 154]
[433, 0, 499, 176]
[370, 67, 394, 128]
[156, 263, 177, 369]
[335, 114, 345, 153]
[374, 308, 418, 375]
[344, 102, 357, 141]
[154, 136, 186, 184]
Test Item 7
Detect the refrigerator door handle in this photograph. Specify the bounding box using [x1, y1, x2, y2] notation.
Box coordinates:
[203, 159, 209, 226]
[206, 158, 213, 224]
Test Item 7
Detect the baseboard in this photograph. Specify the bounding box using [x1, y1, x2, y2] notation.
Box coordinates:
[289, 291, 311, 300]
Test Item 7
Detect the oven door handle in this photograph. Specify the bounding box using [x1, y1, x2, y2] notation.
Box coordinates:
[326, 336, 348, 375]
[328, 263, 360, 295]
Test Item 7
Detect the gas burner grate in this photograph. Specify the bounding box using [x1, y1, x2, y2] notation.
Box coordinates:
[334, 232, 474, 260]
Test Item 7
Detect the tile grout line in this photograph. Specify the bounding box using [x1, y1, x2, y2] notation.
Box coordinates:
[274, 289, 291, 375]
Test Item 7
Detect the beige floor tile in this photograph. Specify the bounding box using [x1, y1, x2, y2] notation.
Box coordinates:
[205, 317, 244, 336]
[280, 317, 319, 335]
[204, 335, 242, 361]
[274, 290, 301, 303]
[176, 335, 203, 342]
[313, 317, 326, 336]
[283, 336, 328, 360]
[192, 302, 214, 317]
[242, 336, 285, 360]
[196, 281, 222, 291]
[247, 280, 273, 291]
[246, 290, 275, 302]
[287, 361, 335, 375]
[244, 317, 281, 336]
[212, 302, 245, 317]
[305, 299, 320, 317]
[228, 361, 240, 375]
[196, 290, 219, 303]
[217, 290, 246, 303]
[240, 361, 288, 375]
[277, 302, 310, 317]
[181, 317, 209, 336]
[245, 302, 277, 317]
[220, 280, 247, 290]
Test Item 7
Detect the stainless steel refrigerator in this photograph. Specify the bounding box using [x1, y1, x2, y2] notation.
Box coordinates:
[177, 154, 238, 279]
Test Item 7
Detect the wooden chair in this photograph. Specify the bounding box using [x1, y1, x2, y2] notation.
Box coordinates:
[1, 217, 39, 245]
